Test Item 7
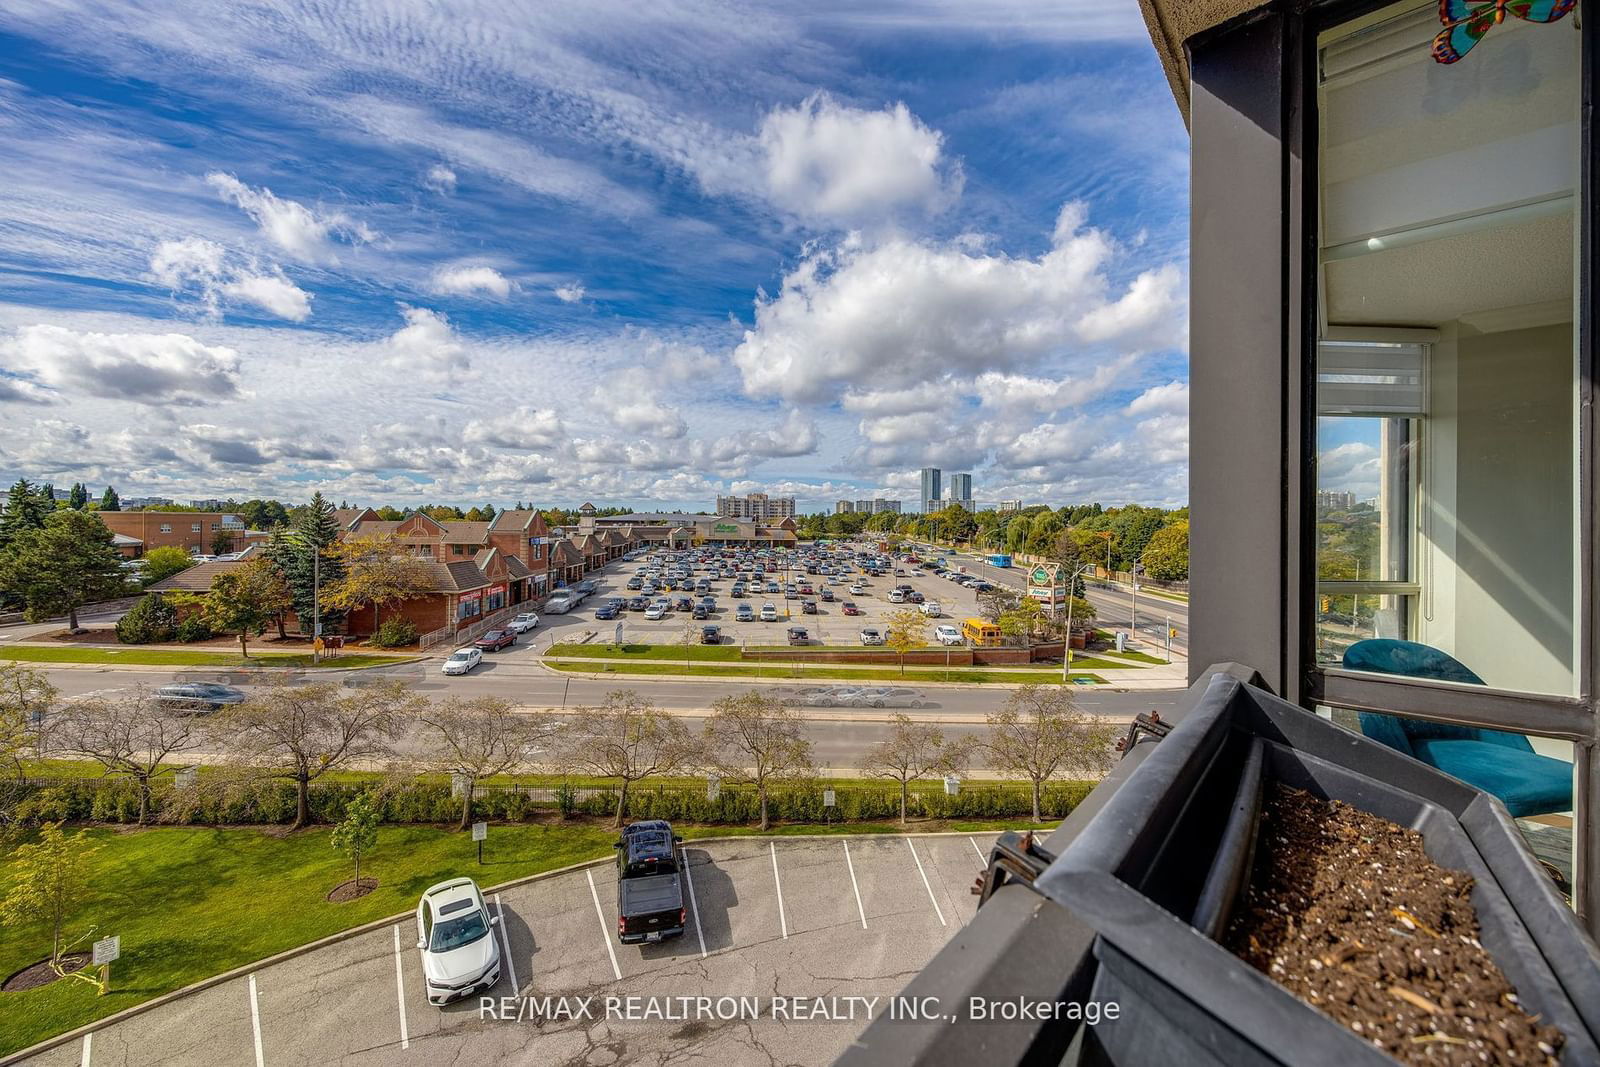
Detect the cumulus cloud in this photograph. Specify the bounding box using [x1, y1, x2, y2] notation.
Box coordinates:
[431, 265, 513, 298]
[205, 172, 374, 263]
[463, 406, 565, 450]
[1126, 379, 1188, 416]
[758, 92, 960, 226]
[554, 283, 586, 303]
[388, 305, 471, 381]
[424, 164, 457, 193]
[0, 323, 242, 405]
[0, 374, 57, 405]
[841, 381, 949, 416]
[732, 202, 1185, 404]
[149, 237, 312, 321]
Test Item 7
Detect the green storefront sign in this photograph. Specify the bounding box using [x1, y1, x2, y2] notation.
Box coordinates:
[713, 523, 739, 534]
[1030, 566, 1051, 585]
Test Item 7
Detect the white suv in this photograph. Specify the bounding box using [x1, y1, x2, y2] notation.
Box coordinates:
[507, 612, 540, 633]
[416, 878, 502, 1005]
[920, 600, 942, 618]
[934, 624, 962, 645]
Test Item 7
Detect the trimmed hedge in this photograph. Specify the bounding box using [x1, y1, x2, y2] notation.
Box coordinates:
[10, 776, 1094, 827]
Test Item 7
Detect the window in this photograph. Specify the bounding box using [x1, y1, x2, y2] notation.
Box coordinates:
[457, 594, 481, 621]
[451, 544, 465, 556]
[485, 585, 505, 612]
[209, 523, 218, 530]
[191, 523, 201, 533]
[1315, 1, 1580, 696]
[159, 523, 172, 533]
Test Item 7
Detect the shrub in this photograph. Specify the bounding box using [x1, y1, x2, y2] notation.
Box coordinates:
[116, 595, 178, 644]
[174, 617, 214, 643]
[368, 618, 417, 648]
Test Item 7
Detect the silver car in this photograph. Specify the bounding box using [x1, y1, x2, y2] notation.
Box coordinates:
[155, 683, 247, 713]
[846, 687, 926, 709]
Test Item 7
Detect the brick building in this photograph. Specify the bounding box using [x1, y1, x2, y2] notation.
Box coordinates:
[99, 511, 265, 557]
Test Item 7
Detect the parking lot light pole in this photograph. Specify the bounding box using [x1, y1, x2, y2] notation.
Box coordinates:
[1062, 564, 1091, 683]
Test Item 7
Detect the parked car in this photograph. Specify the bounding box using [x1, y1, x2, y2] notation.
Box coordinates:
[441, 648, 483, 675]
[859, 628, 885, 645]
[801, 600, 818, 614]
[628, 597, 648, 611]
[674, 596, 694, 612]
[731, 583, 746, 598]
[848, 584, 868, 596]
[907, 591, 925, 604]
[645, 602, 668, 620]
[595, 603, 620, 620]
[787, 627, 809, 645]
[474, 629, 516, 652]
[935, 624, 963, 645]
[626, 577, 643, 590]
[701, 625, 721, 644]
[847, 687, 926, 709]
[819, 588, 834, 602]
[692, 603, 709, 619]
[615, 821, 686, 944]
[507, 612, 540, 633]
[575, 580, 597, 594]
[416, 878, 501, 1006]
[760, 603, 779, 622]
[775, 685, 844, 707]
[920, 600, 942, 617]
[841, 601, 861, 616]
[736, 604, 755, 621]
[888, 590, 906, 604]
[155, 682, 246, 713]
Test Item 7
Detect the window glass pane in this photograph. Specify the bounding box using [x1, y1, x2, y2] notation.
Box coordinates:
[1316, 1, 1580, 696]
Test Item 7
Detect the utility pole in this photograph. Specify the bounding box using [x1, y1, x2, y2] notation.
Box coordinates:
[1062, 564, 1090, 683]
[1130, 563, 1141, 637]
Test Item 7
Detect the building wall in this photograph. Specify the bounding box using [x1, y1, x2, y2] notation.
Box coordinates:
[99, 512, 247, 556]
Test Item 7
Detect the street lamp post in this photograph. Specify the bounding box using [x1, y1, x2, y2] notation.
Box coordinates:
[1061, 564, 1092, 683]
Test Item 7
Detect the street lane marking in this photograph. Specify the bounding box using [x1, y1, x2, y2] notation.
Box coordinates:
[770, 842, 788, 939]
[392, 925, 409, 1051]
[79, 1032, 90, 1067]
[842, 841, 868, 929]
[494, 894, 518, 994]
[906, 838, 947, 927]
[683, 853, 708, 958]
[970, 836, 987, 866]
[587, 869, 623, 980]
[248, 973, 265, 1067]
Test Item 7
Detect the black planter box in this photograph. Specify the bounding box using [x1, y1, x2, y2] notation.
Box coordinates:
[1035, 673, 1600, 1066]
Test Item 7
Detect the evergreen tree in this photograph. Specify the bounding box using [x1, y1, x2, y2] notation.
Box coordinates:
[0, 511, 127, 629]
[267, 493, 346, 634]
[36, 483, 57, 511]
[99, 486, 121, 511]
[67, 483, 88, 510]
[0, 479, 51, 551]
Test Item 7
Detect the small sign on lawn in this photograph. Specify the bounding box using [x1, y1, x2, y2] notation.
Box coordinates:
[823, 788, 836, 808]
[944, 776, 961, 796]
[92, 936, 120, 965]
[174, 767, 198, 791]
[706, 775, 721, 802]
[471, 821, 488, 842]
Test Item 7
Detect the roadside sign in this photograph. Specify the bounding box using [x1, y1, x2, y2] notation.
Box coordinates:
[471, 821, 488, 841]
[92, 936, 120, 965]
[944, 776, 961, 796]
[451, 773, 469, 798]
[707, 775, 721, 801]
[615, 621, 624, 646]
[823, 788, 836, 808]
[312, 637, 325, 654]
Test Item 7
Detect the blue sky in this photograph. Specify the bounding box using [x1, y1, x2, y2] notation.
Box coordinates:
[0, 0, 1191, 512]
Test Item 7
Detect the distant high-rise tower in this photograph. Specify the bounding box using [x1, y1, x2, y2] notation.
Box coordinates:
[946, 473, 973, 512]
[919, 468, 942, 514]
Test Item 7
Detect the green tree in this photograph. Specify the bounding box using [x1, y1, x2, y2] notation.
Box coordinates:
[0, 823, 102, 975]
[1140, 520, 1190, 581]
[114, 594, 179, 643]
[238, 499, 289, 531]
[702, 691, 815, 831]
[267, 493, 346, 634]
[0, 479, 51, 551]
[331, 793, 380, 891]
[324, 533, 436, 631]
[140, 545, 196, 585]
[0, 511, 127, 629]
[67, 483, 88, 510]
[998, 597, 1047, 647]
[373, 506, 406, 521]
[884, 607, 929, 676]
[175, 556, 293, 658]
[99, 486, 121, 512]
[984, 684, 1116, 821]
[0, 664, 55, 839]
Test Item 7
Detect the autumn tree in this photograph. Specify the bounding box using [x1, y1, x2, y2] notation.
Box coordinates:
[0, 823, 101, 976]
[212, 680, 413, 830]
[0, 510, 127, 630]
[418, 697, 556, 830]
[175, 556, 293, 659]
[985, 684, 1117, 821]
[560, 690, 698, 826]
[884, 607, 929, 676]
[324, 533, 436, 632]
[53, 689, 201, 824]
[862, 714, 971, 825]
[702, 691, 814, 831]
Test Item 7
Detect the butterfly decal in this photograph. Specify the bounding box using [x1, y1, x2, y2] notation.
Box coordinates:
[1432, 0, 1577, 63]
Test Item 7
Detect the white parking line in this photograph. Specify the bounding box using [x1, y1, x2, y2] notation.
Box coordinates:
[970, 836, 987, 867]
[79, 1032, 91, 1067]
[494, 894, 518, 993]
[683, 854, 708, 958]
[391, 925, 410, 1051]
[248, 973, 265, 1067]
[906, 838, 947, 927]
[842, 841, 868, 929]
[770, 842, 788, 940]
[587, 869, 623, 980]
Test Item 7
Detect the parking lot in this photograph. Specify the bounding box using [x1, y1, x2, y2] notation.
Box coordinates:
[518, 546, 1000, 655]
[19, 834, 999, 1066]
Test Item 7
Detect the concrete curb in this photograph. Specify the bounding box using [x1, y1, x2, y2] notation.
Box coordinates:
[536, 662, 1121, 691]
[0, 827, 1041, 1065]
[0, 657, 419, 675]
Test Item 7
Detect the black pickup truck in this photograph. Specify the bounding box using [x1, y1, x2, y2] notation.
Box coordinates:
[614, 820, 686, 944]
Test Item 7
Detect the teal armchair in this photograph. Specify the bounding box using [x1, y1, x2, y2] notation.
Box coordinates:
[1344, 639, 1574, 819]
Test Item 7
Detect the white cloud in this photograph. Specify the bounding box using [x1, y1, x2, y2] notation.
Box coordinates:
[733, 202, 1185, 404]
[431, 265, 513, 298]
[840, 381, 948, 416]
[0, 375, 57, 405]
[205, 172, 374, 263]
[462, 406, 565, 450]
[0, 323, 242, 405]
[554, 283, 586, 303]
[388, 305, 471, 381]
[149, 237, 312, 321]
[757, 92, 961, 226]
[424, 164, 457, 193]
[1126, 379, 1188, 416]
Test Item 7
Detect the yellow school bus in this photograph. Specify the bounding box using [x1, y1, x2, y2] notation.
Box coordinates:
[961, 617, 1003, 647]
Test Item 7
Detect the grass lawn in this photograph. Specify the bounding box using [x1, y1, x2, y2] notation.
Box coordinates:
[549, 641, 1134, 674]
[0, 647, 415, 669]
[1089, 649, 1167, 666]
[0, 818, 1050, 1056]
[544, 658, 1105, 685]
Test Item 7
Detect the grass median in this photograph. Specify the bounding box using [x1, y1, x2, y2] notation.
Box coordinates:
[0, 818, 1050, 1056]
[0, 646, 417, 669]
[543, 656, 1106, 685]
